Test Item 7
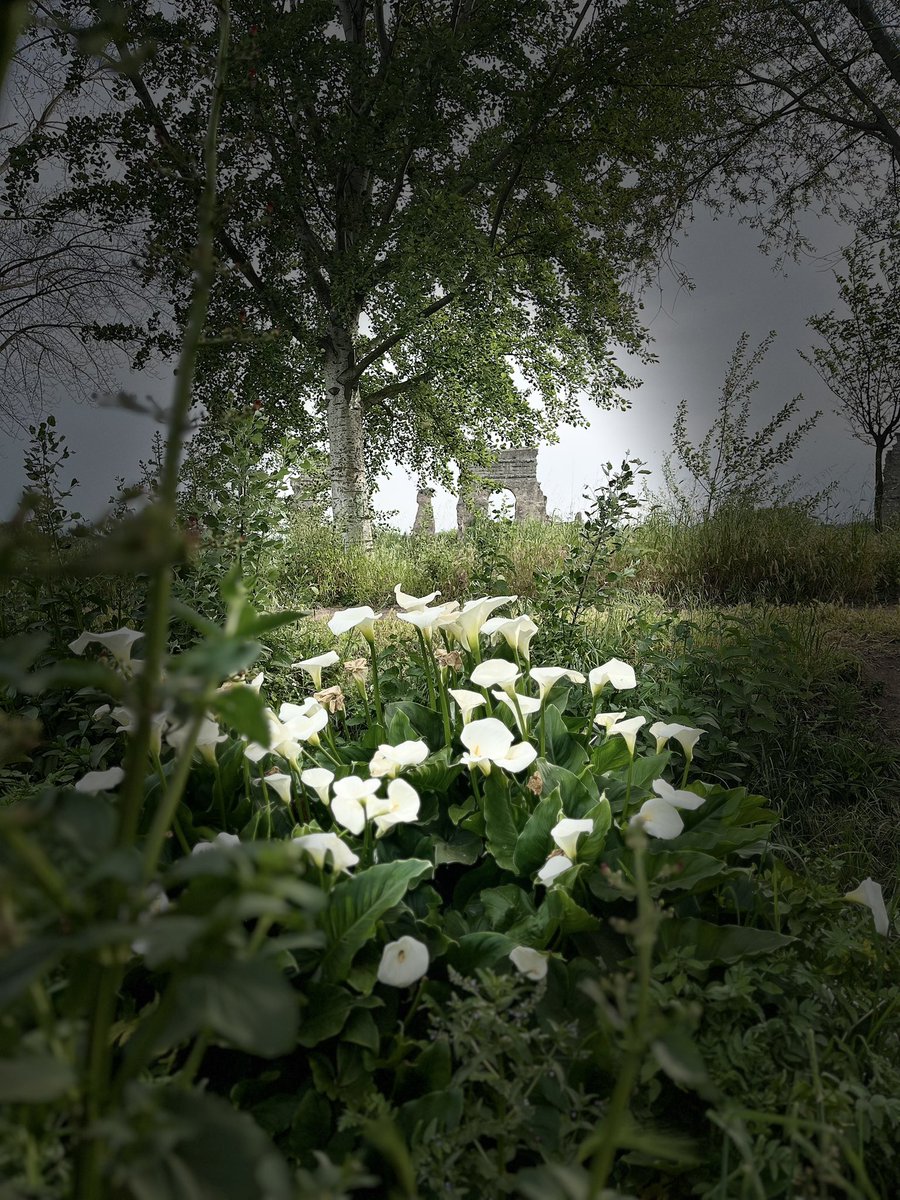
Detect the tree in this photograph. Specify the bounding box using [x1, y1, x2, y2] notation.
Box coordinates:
[662, 331, 822, 518]
[14, 0, 728, 547]
[804, 240, 900, 529]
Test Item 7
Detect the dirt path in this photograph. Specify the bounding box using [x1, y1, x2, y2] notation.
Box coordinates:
[860, 651, 900, 743]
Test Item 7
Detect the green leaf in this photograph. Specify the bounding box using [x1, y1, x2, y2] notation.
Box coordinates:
[540, 888, 599, 938]
[433, 829, 482, 866]
[165, 959, 298, 1057]
[448, 931, 517, 974]
[211, 685, 270, 745]
[535, 760, 596, 817]
[384, 701, 441, 746]
[513, 788, 563, 876]
[296, 984, 354, 1047]
[592, 734, 632, 774]
[573, 795, 612, 864]
[319, 859, 432, 983]
[0, 1055, 74, 1103]
[656, 919, 795, 964]
[0, 938, 62, 1006]
[543, 705, 589, 773]
[483, 775, 522, 871]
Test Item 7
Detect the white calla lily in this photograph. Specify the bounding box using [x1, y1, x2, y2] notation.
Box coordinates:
[491, 689, 541, 736]
[470, 658, 520, 694]
[608, 715, 646, 756]
[293, 832, 358, 873]
[529, 666, 586, 701]
[300, 767, 334, 805]
[648, 721, 705, 760]
[651, 777, 705, 811]
[459, 717, 514, 772]
[589, 657, 637, 696]
[192, 831, 241, 855]
[292, 651, 340, 689]
[108, 705, 168, 756]
[448, 688, 487, 723]
[166, 716, 227, 766]
[480, 614, 539, 662]
[631, 796, 684, 839]
[377, 936, 430, 987]
[394, 583, 441, 610]
[369, 740, 430, 778]
[447, 595, 517, 653]
[369, 778, 421, 837]
[279, 698, 322, 723]
[256, 772, 293, 805]
[331, 775, 382, 835]
[69, 626, 144, 667]
[397, 602, 459, 637]
[497, 739, 538, 773]
[537, 853, 575, 885]
[551, 817, 594, 859]
[327, 605, 382, 643]
[75, 766, 125, 793]
[509, 945, 549, 981]
[844, 877, 890, 936]
[593, 710, 627, 733]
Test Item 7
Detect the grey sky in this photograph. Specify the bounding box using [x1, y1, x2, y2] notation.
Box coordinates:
[0, 206, 872, 528]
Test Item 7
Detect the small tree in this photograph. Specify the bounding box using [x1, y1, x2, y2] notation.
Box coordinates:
[662, 331, 822, 519]
[804, 241, 900, 530]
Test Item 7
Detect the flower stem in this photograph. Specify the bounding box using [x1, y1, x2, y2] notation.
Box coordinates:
[369, 640, 384, 729]
[415, 627, 437, 710]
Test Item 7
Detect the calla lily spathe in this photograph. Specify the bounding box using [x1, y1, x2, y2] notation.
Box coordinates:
[589, 657, 637, 696]
[69, 626, 144, 667]
[292, 650, 340, 689]
[448, 688, 487, 723]
[459, 717, 536, 774]
[256, 772, 293, 805]
[397, 602, 459, 637]
[844, 877, 890, 936]
[470, 658, 520, 693]
[327, 605, 382, 643]
[377, 936, 429, 987]
[394, 584, 441, 610]
[293, 832, 358, 873]
[480, 614, 539, 662]
[369, 778, 421, 837]
[649, 721, 705, 759]
[300, 767, 334, 805]
[551, 817, 594, 859]
[331, 776, 382, 835]
[537, 852, 575, 885]
[631, 796, 684, 839]
[165, 716, 227, 766]
[593, 710, 627, 734]
[192, 831, 241, 854]
[607, 715, 646, 756]
[491, 689, 541, 736]
[447, 595, 517, 653]
[651, 777, 705, 810]
[75, 766, 125, 793]
[509, 946, 549, 981]
[369, 740, 429, 778]
[529, 666, 586, 701]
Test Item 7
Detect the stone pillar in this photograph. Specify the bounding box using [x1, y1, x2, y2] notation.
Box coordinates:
[883, 440, 900, 525]
[412, 486, 436, 534]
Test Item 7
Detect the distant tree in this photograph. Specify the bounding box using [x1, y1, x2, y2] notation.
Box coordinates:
[16, 0, 733, 548]
[662, 331, 822, 518]
[804, 240, 900, 529]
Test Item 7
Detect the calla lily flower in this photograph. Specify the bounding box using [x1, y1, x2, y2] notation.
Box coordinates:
[394, 583, 441, 610]
[331, 776, 382, 835]
[491, 689, 541, 736]
[293, 832, 358, 873]
[69, 626, 144, 667]
[75, 766, 125, 793]
[166, 716, 227, 766]
[631, 796, 684, 839]
[648, 721, 705, 760]
[529, 666, 586, 701]
[537, 852, 575, 885]
[327, 605, 382, 643]
[279, 698, 322, 723]
[397, 602, 459, 638]
[448, 688, 487, 723]
[300, 767, 334, 805]
[608, 715, 646, 756]
[470, 658, 520, 694]
[844, 878, 890, 936]
[282, 706, 329, 747]
[589, 658, 637, 696]
[256, 771, 293, 805]
[480, 614, 539, 662]
[217, 670, 265, 695]
[551, 817, 594, 859]
[459, 717, 536, 774]
[509, 946, 549, 981]
[593, 710, 627, 733]
[651, 777, 705, 810]
[292, 650, 340, 689]
[377, 935, 429, 987]
[192, 831, 242, 854]
[107, 705, 168, 756]
[447, 595, 517, 653]
[369, 740, 429, 778]
[368, 778, 421, 837]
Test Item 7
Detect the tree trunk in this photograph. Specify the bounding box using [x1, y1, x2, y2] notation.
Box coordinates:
[325, 320, 372, 550]
[874, 438, 885, 532]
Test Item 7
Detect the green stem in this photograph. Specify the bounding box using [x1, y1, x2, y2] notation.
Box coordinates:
[368, 639, 384, 729]
[539, 703, 547, 759]
[437, 670, 453, 748]
[415, 627, 437, 709]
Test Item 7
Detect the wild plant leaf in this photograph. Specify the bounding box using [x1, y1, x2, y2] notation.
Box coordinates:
[164, 959, 299, 1057]
[0, 1055, 74, 1103]
[656, 918, 795, 963]
[211, 685, 270, 745]
[296, 983, 354, 1047]
[319, 858, 432, 983]
[513, 787, 563, 876]
[447, 931, 517, 974]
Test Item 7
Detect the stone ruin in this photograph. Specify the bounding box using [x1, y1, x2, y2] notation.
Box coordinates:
[456, 447, 548, 531]
[412, 486, 436, 534]
[883, 439, 900, 525]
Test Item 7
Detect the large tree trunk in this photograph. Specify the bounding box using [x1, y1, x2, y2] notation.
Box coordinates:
[325, 320, 372, 550]
[874, 437, 885, 532]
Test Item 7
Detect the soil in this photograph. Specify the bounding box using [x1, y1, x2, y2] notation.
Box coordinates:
[861, 650, 900, 743]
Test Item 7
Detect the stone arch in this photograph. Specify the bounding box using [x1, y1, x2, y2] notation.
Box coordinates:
[456, 448, 548, 531]
[487, 487, 516, 521]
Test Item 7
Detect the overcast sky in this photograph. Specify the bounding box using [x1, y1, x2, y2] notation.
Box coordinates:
[0, 206, 873, 529]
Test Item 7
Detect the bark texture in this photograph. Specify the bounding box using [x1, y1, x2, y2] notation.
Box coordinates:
[325, 320, 372, 550]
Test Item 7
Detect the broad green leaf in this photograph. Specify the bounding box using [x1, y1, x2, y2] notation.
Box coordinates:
[211, 685, 270, 745]
[384, 701, 442, 746]
[592, 735, 632, 774]
[535, 760, 596, 816]
[656, 918, 795, 964]
[165, 959, 298, 1057]
[296, 983, 354, 1047]
[543, 705, 588, 773]
[483, 775, 522, 871]
[572, 795, 612, 864]
[319, 859, 432, 983]
[540, 888, 599, 938]
[513, 788, 563, 876]
[0, 1055, 74, 1103]
[448, 931, 517, 974]
[433, 829, 482, 866]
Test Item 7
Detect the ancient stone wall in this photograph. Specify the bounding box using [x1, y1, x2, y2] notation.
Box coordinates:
[456, 448, 548, 530]
[412, 487, 436, 534]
